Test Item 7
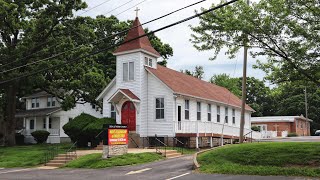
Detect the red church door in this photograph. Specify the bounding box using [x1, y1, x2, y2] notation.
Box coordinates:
[121, 101, 136, 131]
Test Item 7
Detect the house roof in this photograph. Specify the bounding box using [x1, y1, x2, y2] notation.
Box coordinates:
[108, 89, 140, 103]
[251, 115, 313, 123]
[114, 17, 161, 57]
[146, 65, 254, 111]
[15, 107, 61, 118]
[22, 91, 51, 99]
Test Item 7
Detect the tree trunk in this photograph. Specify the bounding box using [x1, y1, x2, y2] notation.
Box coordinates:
[4, 84, 17, 146]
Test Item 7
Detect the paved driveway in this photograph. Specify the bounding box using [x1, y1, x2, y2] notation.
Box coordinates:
[0, 155, 313, 180]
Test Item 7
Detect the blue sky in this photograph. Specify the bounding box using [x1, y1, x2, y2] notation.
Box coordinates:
[81, 0, 268, 84]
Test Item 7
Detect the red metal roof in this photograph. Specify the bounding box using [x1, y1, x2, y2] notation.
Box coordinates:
[114, 17, 160, 57]
[146, 65, 254, 111]
[120, 89, 140, 100]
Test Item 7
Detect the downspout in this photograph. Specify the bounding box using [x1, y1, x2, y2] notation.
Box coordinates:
[147, 71, 149, 137]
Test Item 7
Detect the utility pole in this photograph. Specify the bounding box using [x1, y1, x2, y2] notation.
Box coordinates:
[304, 87, 308, 119]
[239, 0, 250, 143]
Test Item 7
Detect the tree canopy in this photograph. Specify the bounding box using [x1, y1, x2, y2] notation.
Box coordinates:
[190, 0, 320, 85]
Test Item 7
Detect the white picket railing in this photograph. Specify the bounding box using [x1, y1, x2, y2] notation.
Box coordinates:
[174, 121, 262, 140]
[24, 129, 60, 136]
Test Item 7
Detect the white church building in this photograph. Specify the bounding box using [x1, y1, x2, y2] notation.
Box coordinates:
[96, 17, 260, 148]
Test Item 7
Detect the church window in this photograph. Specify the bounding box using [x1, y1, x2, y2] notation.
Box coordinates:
[156, 98, 164, 119]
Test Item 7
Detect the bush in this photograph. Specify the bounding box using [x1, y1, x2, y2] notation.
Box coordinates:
[251, 126, 260, 132]
[31, 130, 50, 144]
[287, 132, 298, 137]
[63, 113, 116, 147]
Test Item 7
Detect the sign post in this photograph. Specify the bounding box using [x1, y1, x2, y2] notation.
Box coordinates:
[102, 124, 128, 159]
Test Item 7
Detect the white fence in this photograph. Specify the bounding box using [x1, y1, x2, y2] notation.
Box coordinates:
[24, 129, 60, 136]
[174, 121, 262, 140]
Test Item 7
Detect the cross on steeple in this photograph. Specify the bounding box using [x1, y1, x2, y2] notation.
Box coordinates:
[134, 7, 140, 17]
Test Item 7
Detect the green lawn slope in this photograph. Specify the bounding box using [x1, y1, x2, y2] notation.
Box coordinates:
[198, 142, 320, 177]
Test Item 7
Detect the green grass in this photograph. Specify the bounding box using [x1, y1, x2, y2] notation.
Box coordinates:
[198, 142, 320, 177]
[0, 143, 71, 168]
[64, 152, 164, 168]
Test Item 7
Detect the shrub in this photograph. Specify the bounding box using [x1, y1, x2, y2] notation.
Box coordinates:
[251, 126, 260, 132]
[31, 130, 50, 144]
[287, 132, 298, 137]
[63, 113, 116, 147]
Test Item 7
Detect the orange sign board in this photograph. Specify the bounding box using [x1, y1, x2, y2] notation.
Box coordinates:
[108, 129, 128, 145]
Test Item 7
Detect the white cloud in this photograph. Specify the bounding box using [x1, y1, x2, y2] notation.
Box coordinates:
[81, 0, 268, 82]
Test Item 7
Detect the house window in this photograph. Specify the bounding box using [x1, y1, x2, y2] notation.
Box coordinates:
[185, 100, 189, 120]
[148, 59, 152, 67]
[111, 104, 116, 120]
[31, 98, 40, 108]
[30, 119, 34, 130]
[197, 102, 201, 120]
[217, 106, 220, 122]
[43, 118, 52, 129]
[156, 98, 164, 119]
[225, 107, 228, 123]
[207, 104, 211, 121]
[47, 97, 56, 107]
[232, 109, 235, 124]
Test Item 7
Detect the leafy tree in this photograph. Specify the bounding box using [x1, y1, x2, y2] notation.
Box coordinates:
[190, 0, 320, 85]
[210, 74, 241, 97]
[0, 2, 173, 145]
[181, 65, 204, 79]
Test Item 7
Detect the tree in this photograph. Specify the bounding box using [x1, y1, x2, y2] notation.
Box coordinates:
[181, 65, 204, 79]
[0, 2, 173, 145]
[190, 0, 320, 85]
[210, 74, 241, 97]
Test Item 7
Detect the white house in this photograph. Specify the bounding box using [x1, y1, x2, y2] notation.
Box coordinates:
[16, 91, 103, 143]
[96, 17, 260, 148]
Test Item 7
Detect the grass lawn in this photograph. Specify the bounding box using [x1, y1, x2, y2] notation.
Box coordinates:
[198, 142, 320, 177]
[0, 143, 71, 168]
[64, 152, 164, 168]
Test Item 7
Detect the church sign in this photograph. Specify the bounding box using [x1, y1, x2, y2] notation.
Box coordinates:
[102, 124, 129, 158]
[107, 125, 128, 145]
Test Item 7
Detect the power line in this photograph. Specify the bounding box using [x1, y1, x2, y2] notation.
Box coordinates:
[0, 0, 207, 74]
[103, 0, 134, 16]
[78, 0, 114, 16]
[0, 0, 239, 85]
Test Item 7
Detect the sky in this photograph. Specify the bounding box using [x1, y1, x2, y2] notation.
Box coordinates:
[80, 0, 268, 84]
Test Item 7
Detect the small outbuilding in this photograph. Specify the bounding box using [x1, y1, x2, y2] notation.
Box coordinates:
[251, 115, 312, 138]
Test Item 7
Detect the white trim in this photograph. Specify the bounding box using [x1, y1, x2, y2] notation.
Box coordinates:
[113, 48, 161, 58]
[95, 78, 116, 101]
[251, 116, 313, 123]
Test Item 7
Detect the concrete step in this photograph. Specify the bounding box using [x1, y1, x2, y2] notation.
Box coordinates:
[45, 162, 65, 167]
[57, 154, 76, 158]
[53, 157, 74, 160]
[165, 150, 179, 154]
[49, 159, 72, 163]
[165, 152, 182, 158]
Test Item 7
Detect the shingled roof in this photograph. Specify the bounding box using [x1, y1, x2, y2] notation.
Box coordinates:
[114, 17, 160, 57]
[146, 65, 254, 111]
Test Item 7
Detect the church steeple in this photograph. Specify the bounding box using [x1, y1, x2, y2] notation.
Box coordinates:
[114, 17, 161, 57]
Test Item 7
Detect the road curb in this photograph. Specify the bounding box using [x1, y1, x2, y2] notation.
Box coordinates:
[193, 145, 229, 170]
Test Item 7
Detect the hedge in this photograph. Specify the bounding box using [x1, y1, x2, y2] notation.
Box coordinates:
[31, 130, 50, 144]
[63, 113, 115, 147]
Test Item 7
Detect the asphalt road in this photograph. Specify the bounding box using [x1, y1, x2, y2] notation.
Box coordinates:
[0, 155, 315, 180]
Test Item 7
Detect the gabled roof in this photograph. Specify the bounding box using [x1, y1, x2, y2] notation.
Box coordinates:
[108, 89, 140, 103]
[114, 17, 161, 57]
[119, 89, 140, 100]
[146, 65, 254, 111]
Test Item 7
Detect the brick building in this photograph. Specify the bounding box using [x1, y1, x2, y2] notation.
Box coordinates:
[251, 115, 312, 138]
